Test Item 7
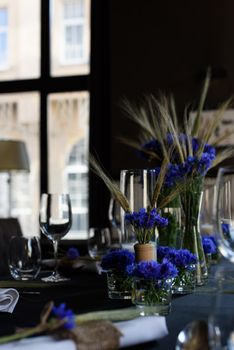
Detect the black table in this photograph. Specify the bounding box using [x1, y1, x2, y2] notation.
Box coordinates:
[0, 262, 232, 350]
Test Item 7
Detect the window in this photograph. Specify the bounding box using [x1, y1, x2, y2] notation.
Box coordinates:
[62, 0, 85, 63]
[51, 0, 90, 76]
[48, 92, 89, 239]
[0, 0, 91, 239]
[0, 92, 40, 237]
[0, 0, 110, 240]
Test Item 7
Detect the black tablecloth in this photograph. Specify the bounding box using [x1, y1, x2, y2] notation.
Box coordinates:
[0, 261, 232, 350]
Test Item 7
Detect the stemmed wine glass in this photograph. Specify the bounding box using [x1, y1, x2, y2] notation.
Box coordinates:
[39, 193, 72, 282]
[213, 166, 234, 262]
[211, 166, 234, 348]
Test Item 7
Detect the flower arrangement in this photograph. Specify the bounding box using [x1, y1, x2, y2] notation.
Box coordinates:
[121, 69, 234, 173]
[202, 236, 218, 267]
[128, 260, 178, 315]
[157, 246, 197, 294]
[124, 208, 168, 244]
[119, 69, 234, 284]
[101, 249, 135, 273]
[202, 236, 217, 255]
[127, 260, 178, 280]
[89, 154, 183, 261]
[101, 249, 135, 299]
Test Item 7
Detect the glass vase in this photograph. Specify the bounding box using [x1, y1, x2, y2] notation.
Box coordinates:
[131, 277, 172, 316]
[106, 270, 132, 299]
[158, 193, 182, 248]
[120, 169, 158, 253]
[172, 265, 196, 294]
[180, 177, 208, 286]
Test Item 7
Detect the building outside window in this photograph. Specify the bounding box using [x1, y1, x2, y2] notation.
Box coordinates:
[51, 0, 90, 77]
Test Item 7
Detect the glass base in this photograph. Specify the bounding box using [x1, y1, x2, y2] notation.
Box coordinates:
[108, 290, 132, 299]
[172, 285, 195, 295]
[137, 304, 171, 316]
[41, 273, 70, 283]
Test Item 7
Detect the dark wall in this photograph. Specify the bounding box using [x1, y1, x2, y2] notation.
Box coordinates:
[109, 0, 234, 177]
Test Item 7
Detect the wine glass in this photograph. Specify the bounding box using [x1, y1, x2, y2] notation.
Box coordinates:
[87, 227, 111, 273]
[211, 166, 234, 348]
[213, 166, 234, 262]
[108, 196, 121, 248]
[39, 193, 72, 282]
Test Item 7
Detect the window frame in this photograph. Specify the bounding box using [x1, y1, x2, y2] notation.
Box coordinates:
[0, 0, 111, 246]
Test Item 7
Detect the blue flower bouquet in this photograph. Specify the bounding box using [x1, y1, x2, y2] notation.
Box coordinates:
[101, 249, 135, 299]
[157, 246, 197, 294]
[128, 260, 178, 316]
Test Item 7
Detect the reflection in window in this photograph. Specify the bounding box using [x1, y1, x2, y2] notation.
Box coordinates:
[0, 7, 8, 68]
[48, 91, 89, 239]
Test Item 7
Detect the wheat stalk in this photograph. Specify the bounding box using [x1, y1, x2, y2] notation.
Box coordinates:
[89, 154, 131, 212]
[191, 68, 211, 137]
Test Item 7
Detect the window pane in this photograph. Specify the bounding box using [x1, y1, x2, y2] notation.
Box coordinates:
[0, 0, 40, 80]
[50, 0, 90, 76]
[0, 92, 40, 237]
[48, 91, 89, 239]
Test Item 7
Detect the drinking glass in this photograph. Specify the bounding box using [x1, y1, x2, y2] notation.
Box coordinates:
[120, 169, 158, 250]
[87, 227, 111, 261]
[108, 196, 121, 248]
[213, 166, 234, 262]
[211, 166, 234, 348]
[200, 177, 216, 236]
[8, 236, 41, 280]
[39, 193, 72, 282]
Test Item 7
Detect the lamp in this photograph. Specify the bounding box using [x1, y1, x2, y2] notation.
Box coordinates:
[0, 140, 30, 217]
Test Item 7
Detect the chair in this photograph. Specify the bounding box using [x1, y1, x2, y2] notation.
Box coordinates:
[0, 218, 23, 276]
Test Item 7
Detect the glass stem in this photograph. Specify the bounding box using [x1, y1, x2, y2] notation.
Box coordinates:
[53, 240, 59, 276]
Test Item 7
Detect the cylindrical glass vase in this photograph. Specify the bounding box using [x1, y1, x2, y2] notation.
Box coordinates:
[120, 169, 158, 252]
[106, 270, 132, 300]
[180, 177, 208, 286]
[172, 265, 196, 295]
[158, 194, 182, 248]
[131, 277, 172, 316]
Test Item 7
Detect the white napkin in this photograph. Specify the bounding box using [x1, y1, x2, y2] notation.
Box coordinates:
[0, 288, 19, 313]
[117, 316, 168, 347]
[0, 316, 168, 349]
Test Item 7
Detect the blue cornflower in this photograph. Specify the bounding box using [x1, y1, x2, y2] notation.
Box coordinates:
[129, 260, 178, 280]
[125, 208, 168, 229]
[66, 247, 80, 260]
[52, 303, 76, 330]
[163, 248, 197, 268]
[222, 223, 230, 235]
[157, 246, 174, 262]
[125, 208, 168, 244]
[202, 236, 217, 254]
[139, 139, 162, 160]
[101, 249, 135, 274]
